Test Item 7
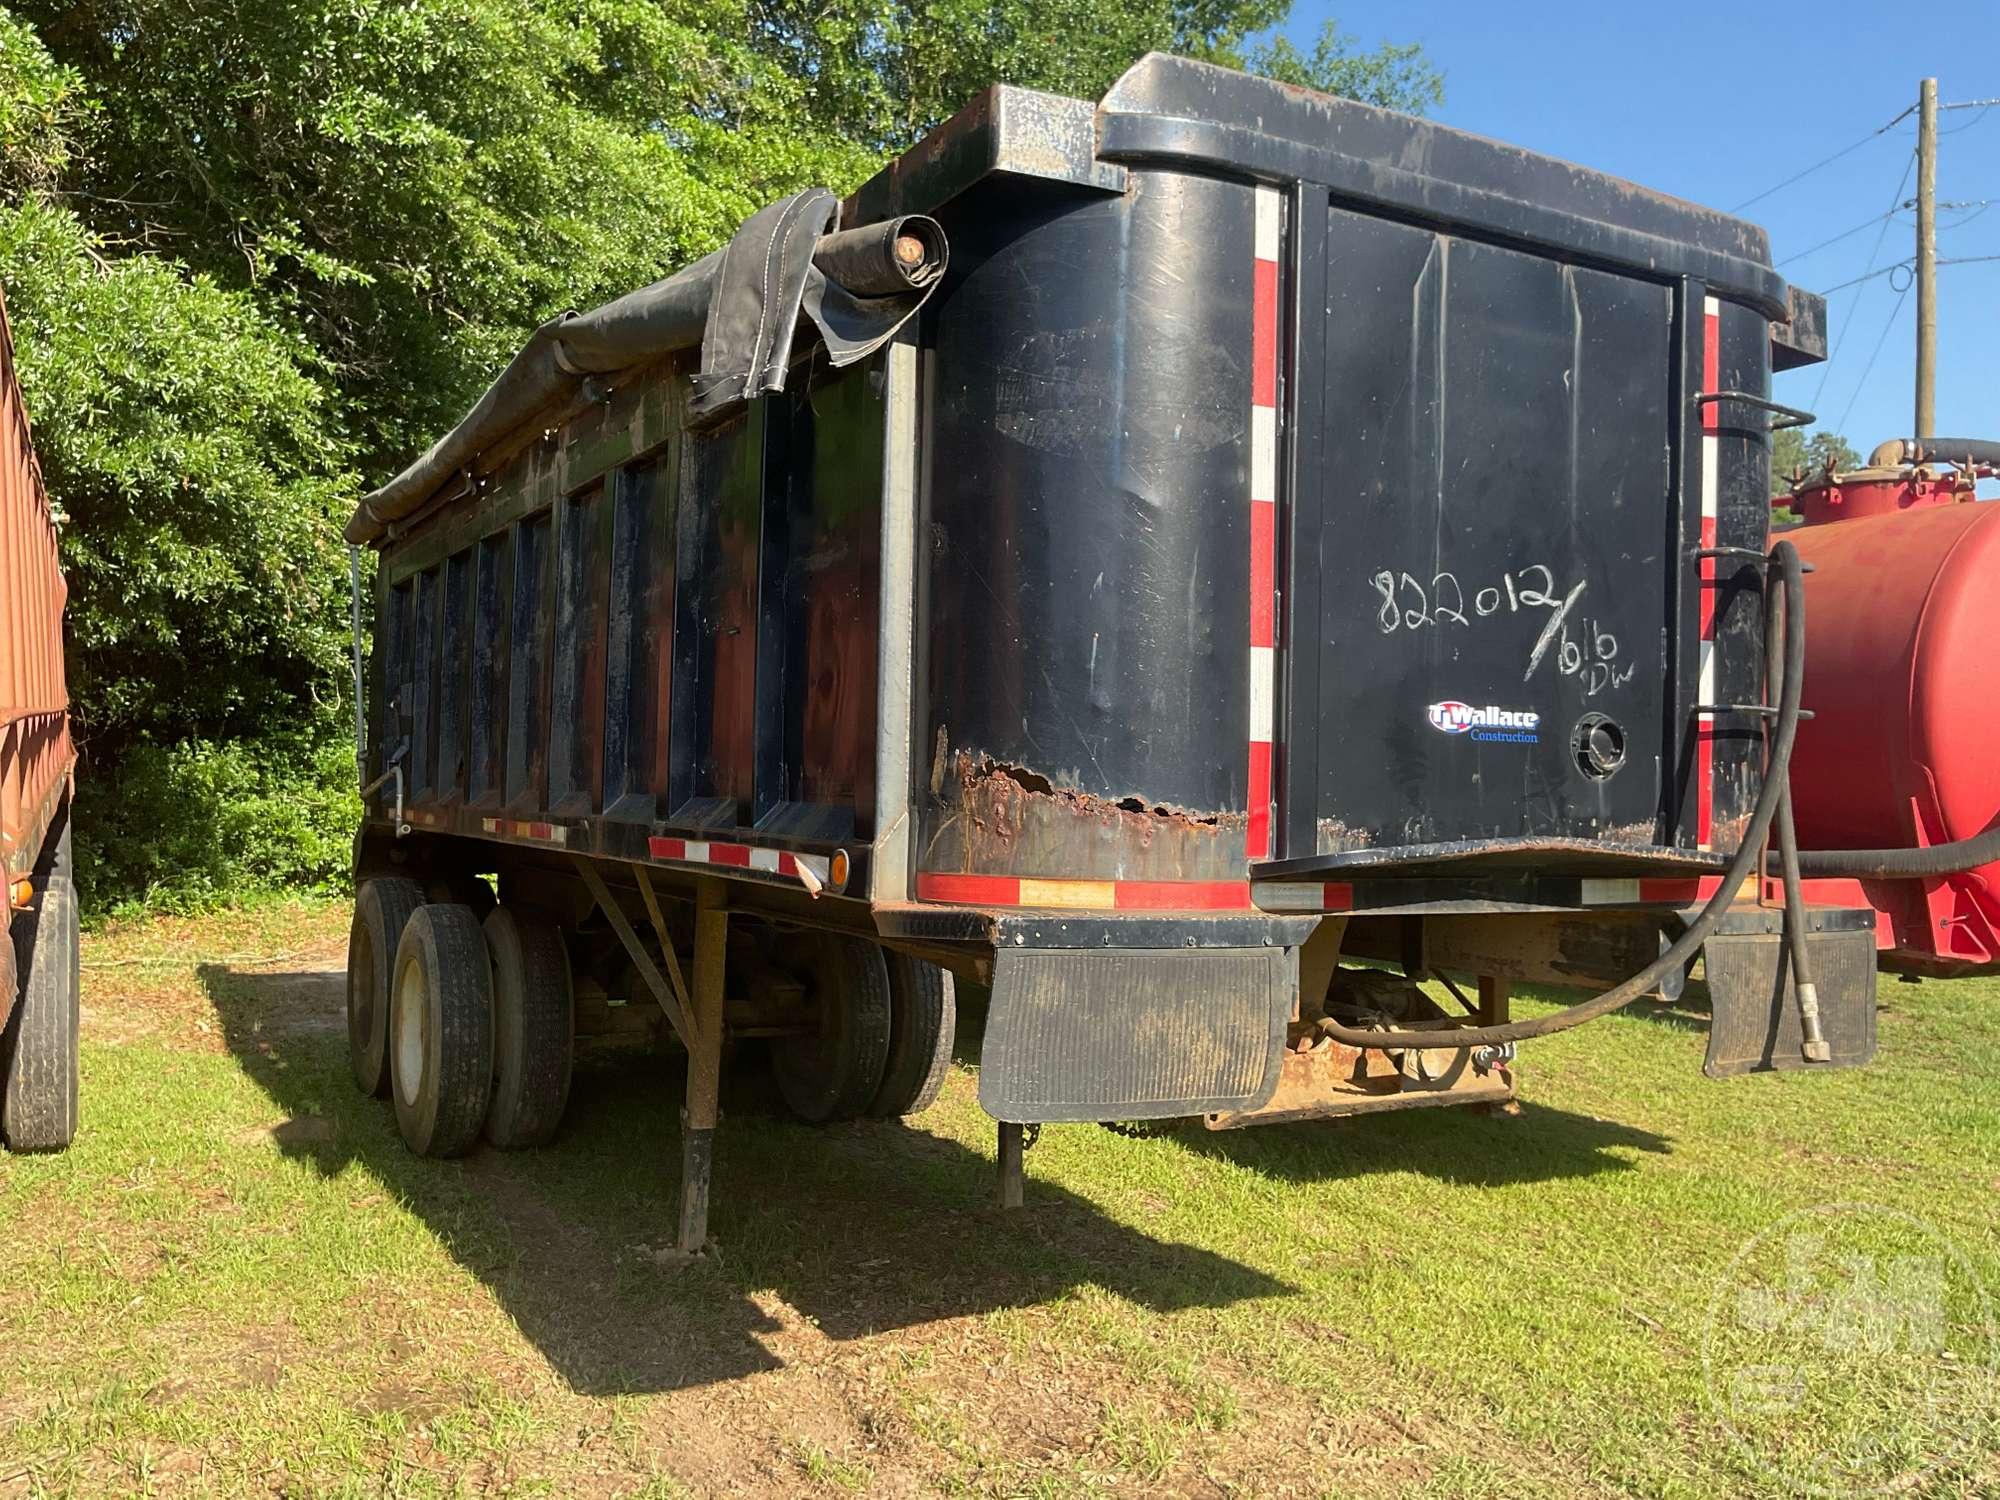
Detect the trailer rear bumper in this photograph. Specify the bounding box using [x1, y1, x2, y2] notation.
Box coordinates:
[884, 888, 1879, 1124]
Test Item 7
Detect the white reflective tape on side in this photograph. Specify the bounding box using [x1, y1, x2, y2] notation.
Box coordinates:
[1580, 878, 1642, 905]
[1249, 645, 1275, 739]
[684, 841, 710, 864]
[1255, 882, 1323, 911]
[1250, 405, 1277, 501]
[1699, 638, 1716, 704]
[750, 847, 780, 873]
[1254, 186, 1281, 263]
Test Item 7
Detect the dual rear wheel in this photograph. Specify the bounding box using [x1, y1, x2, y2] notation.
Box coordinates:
[770, 935, 955, 1123]
[348, 879, 953, 1154]
[347, 880, 572, 1158]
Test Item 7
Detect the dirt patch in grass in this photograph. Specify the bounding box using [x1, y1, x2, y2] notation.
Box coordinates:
[80, 900, 350, 1052]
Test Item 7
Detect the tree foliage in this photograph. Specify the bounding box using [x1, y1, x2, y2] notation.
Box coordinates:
[0, 1, 1441, 910]
[1772, 428, 1862, 493]
[1249, 20, 1443, 112]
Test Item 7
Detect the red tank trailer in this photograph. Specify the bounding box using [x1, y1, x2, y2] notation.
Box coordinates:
[1783, 439, 2000, 973]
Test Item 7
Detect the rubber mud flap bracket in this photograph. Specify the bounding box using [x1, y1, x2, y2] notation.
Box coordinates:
[1701, 925, 1877, 1078]
[977, 946, 1295, 1123]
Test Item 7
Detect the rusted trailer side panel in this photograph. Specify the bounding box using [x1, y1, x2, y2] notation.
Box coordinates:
[0, 291, 72, 888]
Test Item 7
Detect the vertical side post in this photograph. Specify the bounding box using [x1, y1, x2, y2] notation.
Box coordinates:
[1473, 975, 1519, 1117]
[996, 1121, 1025, 1210]
[1916, 76, 1938, 442]
[678, 876, 729, 1252]
[348, 545, 368, 792]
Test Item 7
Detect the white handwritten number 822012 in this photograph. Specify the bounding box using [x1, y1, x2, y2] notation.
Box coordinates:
[1371, 565, 1564, 631]
[1370, 565, 1633, 694]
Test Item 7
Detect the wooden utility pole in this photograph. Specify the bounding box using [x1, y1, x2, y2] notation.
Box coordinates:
[1916, 77, 1938, 442]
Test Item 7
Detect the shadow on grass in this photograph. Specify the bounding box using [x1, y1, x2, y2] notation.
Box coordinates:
[1169, 1098, 1672, 1188]
[198, 964, 1293, 1397]
[1616, 976, 1714, 1034]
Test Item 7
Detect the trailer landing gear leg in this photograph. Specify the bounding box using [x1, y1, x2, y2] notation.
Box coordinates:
[1473, 976, 1523, 1117]
[679, 877, 728, 1253]
[997, 1121, 1025, 1209]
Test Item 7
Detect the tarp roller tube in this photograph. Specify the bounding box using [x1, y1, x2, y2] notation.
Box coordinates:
[810, 217, 947, 296]
[344, 195, 949, 545]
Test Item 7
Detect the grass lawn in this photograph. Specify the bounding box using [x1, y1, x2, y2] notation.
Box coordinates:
[0, 897, 1995, 1496]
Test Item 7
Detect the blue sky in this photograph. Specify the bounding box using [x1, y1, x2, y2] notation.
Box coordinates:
[1284, 1, 2000, 458]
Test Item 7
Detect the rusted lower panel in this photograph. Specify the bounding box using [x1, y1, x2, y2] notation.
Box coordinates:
[0, 290, 73, 885]
[923, 751, 1249, 883]
[1204, 1030, 1512, 1128]
[1205, 965, 1512, 1127]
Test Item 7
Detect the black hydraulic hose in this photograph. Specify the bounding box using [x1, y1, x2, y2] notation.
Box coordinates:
[1315, 540, 1809, 1052]
[1779, 827, 2000, 879]
[1765, 560, 1828, 1060]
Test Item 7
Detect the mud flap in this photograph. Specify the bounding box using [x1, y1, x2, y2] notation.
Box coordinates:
[977, 946, 1294, 1123]
[1702, 923, 1877, 1078]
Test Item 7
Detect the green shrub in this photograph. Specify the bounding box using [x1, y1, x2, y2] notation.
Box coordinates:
[73, 730, 358, 918]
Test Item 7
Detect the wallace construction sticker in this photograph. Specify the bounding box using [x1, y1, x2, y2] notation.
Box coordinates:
[1425, 700, 1541, 743]
[1701, 1202, 1997, 1495]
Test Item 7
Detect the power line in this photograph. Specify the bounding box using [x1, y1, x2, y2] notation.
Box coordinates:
[1940, 104, 1993, 137]
[1819, 259, 1912, 295]
[1834, 284, 1909, 434]
[1789, 199, 1994, 265]
[1811, 152, 1915, 411]
[1938, 200, 1994, 232]
[1732, 104, 1915, 211]
[1941, 97, 2000, 110]
[1940, 253, 2000, 267]
[1778, 206, 1900, 266]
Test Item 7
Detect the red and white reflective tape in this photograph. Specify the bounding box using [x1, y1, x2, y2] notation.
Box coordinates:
[481, 816, 568, 844]
[1580, 876, 1709, 905]
[648, 835, 829, 892]
[911, 872, 1747, 914]
[915, 873, 1254, 911]
[1696, 296, 1720, 850]
[1250, 880, 1355, 913]
[1247, 184, 1282, 861]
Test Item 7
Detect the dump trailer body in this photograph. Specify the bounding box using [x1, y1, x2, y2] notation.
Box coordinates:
[349, 55, 1874, 1176]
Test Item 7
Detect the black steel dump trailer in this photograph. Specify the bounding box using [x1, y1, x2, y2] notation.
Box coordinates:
[345, 54, 1876, 1247]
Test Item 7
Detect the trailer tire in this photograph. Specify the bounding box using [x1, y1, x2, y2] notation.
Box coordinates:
[3, 818, 80, 1152]
[772, 935, 892, 1124]
[483, 907, 573, 1149]
[389, 904, 494, 1158]
[349, 877, 425, 1097]
[869, 955, 955, 1118]
[429, 873, 496, 919]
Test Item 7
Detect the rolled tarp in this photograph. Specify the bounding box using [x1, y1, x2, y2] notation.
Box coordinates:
[345, 190, 948, 545]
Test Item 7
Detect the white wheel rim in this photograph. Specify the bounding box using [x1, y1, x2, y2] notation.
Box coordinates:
[395, 955, 426, 1107]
